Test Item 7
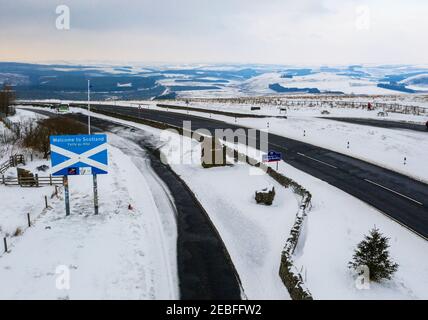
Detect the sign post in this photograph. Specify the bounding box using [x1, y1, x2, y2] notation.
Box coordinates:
[88, 80, 91, 135]
[64, 176, 70, 216]
[50, 134, 108, 216]
[93, 174, 99, 215]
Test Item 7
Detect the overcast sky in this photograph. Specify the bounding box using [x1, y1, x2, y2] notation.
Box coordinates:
[0, 0, 427, 65]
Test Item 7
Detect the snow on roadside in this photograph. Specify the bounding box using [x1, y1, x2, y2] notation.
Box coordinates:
[7, 108, 47, 123]
[0, 137, 178, 299]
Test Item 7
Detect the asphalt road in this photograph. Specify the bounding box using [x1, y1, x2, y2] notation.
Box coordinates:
[321, 117, 428, 132]
[83, 104, 428, 240]
[24, 108, 242, 300]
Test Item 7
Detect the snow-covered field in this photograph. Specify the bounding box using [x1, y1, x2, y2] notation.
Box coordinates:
[241, 72, 396, 96]
[154, 100, 428, 123]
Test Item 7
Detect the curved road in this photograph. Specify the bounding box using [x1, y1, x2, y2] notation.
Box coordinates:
[321, 117, 428, 132]
[81, 104, 428, 240]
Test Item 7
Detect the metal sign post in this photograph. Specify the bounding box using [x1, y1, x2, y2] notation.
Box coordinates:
[93, 174, 99, 215]
[88, 80, 91, 135]
[64, 176, 70, 216]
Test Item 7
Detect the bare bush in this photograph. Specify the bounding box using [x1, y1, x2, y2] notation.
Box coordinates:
[22, 117, 87, 158]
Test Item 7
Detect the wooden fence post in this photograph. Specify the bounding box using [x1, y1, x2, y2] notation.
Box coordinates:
[45, 196, 48, 209]
[3, 237, 7, 253]
[27, 213, 31, 227]
[49, 174, 52, 186]
[35, 174, 39, 187]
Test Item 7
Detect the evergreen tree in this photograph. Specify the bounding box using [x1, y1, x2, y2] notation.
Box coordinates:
[349, 227, 398, 282]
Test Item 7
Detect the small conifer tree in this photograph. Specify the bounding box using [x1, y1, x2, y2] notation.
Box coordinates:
[349, 227, 398, 282]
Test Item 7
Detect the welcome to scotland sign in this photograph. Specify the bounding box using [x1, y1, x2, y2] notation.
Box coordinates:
[50, 134, 108, 176]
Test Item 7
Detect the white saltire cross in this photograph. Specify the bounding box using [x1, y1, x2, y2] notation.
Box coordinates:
[51, 143, 108, 173]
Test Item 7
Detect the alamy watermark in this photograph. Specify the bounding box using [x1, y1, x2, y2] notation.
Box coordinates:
[355, 265, 371, 290]
[55, 265, 71, 290]
[56, 5, 70, 30]
[355, 5, 371, 31]
[159, 121, 269, 174]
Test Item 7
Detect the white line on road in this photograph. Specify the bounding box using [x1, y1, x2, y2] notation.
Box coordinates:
[364, 179, 424, 206]
[297, 152, 338, 169]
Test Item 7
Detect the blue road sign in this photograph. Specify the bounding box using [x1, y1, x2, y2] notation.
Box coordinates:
[50, 134, 108, 176]
[262, 150, 282, 163]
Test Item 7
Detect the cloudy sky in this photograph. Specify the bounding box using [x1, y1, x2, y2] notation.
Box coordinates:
[0, 0, 427, 65]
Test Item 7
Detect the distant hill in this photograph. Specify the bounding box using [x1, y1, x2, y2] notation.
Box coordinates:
[1, 62, 428, 99]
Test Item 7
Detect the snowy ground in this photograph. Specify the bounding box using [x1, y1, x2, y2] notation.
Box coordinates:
[240, 72, 396, 96]
[7, 108, 47, 123]
[0, 111, 59, 240]
[0, 121, 178, 299]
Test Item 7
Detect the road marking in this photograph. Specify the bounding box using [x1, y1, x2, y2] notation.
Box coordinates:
[364, 179, 423, 206]
[297, 152, 338, 169]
